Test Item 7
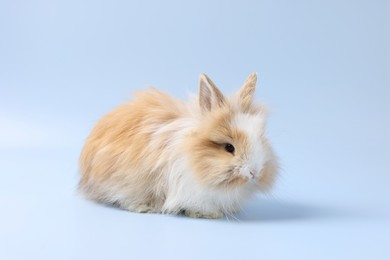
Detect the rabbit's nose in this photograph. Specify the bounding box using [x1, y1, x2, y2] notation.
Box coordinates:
[249, 171, 255, 179]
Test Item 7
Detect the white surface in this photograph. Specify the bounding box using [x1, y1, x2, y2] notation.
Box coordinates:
[1, 0, 389, 259]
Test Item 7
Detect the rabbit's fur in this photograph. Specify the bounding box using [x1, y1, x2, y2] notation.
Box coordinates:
[79, 73, 278, 218]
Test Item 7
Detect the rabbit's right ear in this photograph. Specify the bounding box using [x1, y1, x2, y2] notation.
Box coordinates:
[238, 72, 257, 112]
[199, 74, 226, 112]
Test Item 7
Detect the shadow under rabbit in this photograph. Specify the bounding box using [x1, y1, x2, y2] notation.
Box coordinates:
[224, 197, 344, 222]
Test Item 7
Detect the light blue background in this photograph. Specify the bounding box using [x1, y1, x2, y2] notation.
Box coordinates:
[1, 0, 389, 259]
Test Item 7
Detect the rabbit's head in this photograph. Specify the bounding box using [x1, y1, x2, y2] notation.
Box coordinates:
[185, 73, 278, 191]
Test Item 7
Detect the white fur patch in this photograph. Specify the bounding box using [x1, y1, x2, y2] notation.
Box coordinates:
[233, 113, 266, 178]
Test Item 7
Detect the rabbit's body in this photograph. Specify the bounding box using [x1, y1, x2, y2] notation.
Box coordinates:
[79, 73, 278, 218]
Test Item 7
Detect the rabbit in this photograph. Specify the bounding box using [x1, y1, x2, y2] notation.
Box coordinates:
[78, 73, 278, 219]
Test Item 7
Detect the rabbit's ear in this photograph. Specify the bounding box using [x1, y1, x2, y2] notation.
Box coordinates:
[238, 73, 257, 112]
[199, 74, 226, 112]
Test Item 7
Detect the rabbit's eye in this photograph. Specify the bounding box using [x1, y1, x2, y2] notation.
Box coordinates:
[224, 143, 235, 154]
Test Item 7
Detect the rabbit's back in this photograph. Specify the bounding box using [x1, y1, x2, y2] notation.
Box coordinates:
[78, 89, 188, 208]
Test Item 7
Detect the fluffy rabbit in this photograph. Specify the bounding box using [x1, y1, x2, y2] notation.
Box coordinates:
[79, 73, 278, 218]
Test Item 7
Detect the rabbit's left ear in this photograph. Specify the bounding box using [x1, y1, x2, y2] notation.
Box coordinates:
[238, 72, 257, 111]
[199, 74, 226, 112]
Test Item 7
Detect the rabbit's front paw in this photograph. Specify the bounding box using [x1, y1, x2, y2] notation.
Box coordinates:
[184, 210, 224, 219]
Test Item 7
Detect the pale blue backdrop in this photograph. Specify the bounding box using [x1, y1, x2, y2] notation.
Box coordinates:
[0, 0, 389, 259]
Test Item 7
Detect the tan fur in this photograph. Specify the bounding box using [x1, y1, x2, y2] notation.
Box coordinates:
[79, 73, 279, 217]
[185, 106, 252, 189]
[79, 89, 186, 210]
[256, 139, 279, 191]
[239, 73, 257, 112]
[199, 74, 226, 112]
